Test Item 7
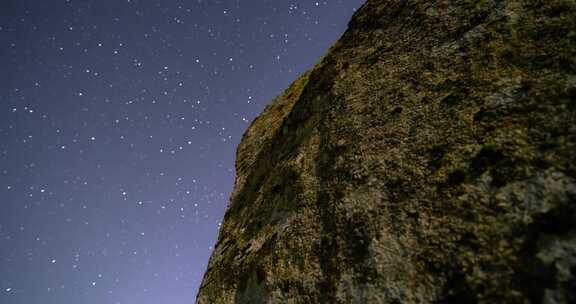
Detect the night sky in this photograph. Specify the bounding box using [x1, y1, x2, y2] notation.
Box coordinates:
[0, 0, 364, 303]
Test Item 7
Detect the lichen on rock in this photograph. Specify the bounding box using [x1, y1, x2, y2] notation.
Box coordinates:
[196, 0, 576, 303]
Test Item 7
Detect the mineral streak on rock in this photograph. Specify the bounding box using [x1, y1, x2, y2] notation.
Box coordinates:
[197, 0, 576, 303]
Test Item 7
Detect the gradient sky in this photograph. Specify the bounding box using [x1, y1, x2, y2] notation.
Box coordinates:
[0, 0, 364, 303]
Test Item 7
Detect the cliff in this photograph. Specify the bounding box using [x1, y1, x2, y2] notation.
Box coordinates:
[197, 0, 576, 303]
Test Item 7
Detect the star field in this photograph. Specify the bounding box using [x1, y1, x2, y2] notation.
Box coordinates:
[0, 0, 364, 303]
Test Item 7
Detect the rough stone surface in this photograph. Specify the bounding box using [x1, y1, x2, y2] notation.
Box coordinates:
[196, 0, 576, 303]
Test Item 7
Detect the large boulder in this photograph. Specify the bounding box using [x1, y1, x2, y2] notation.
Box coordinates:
[197, 0, 576, 303]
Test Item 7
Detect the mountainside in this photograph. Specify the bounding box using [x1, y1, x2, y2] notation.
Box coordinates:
[196, 0, 576, 303]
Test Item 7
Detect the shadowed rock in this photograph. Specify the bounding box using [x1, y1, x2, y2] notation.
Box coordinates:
[197, 0, 576, 303]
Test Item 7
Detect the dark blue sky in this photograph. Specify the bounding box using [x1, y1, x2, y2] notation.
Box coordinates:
[0, 0, 363, 303]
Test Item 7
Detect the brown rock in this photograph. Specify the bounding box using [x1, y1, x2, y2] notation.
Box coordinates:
[197, 0, 576, 303]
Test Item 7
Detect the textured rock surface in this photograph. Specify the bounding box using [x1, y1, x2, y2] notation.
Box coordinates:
[197, 0, 576, 303]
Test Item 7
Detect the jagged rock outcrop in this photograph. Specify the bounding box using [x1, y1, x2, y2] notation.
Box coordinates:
[197, 0, 576, 303]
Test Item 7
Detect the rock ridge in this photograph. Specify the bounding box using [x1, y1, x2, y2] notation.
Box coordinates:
[197, 0, 576, 303]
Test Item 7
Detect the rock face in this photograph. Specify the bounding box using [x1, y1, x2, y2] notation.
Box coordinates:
[196, 0, 576, 303]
